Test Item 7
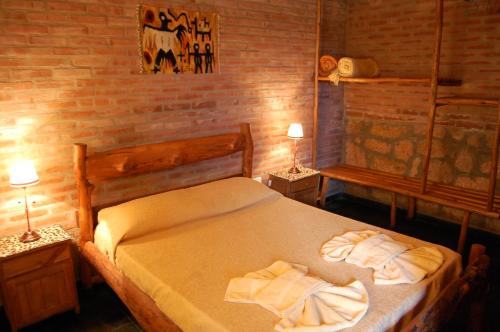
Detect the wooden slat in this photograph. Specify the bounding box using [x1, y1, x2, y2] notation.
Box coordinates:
[458, 212, 471, 253]
[407, 197, 416, 219]
[330, 166, 500, 209]
[391, 193, 397, 228]
[487, 99, 500, 210]
[436, 97, 499, 107]
[240, 123, 254, 178]
[318, 76, 461, 86]
[421, 0, 444, 194]
[330, 165, 500, 206]
[73, 144, 93, 245]
[319, 176, 330, 207]
[312, 0, 321, 169]
[319, 164, 500, 219]
[85, 132, 246, 183]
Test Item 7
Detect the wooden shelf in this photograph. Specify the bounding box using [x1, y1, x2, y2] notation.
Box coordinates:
[320, 164, 499, 219]
[436, 97, 499, 107]
[318, 76, 461, 86]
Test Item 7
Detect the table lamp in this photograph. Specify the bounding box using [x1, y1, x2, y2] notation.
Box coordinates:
[9, 160, 41, 243]
[287, 123, 304, 174]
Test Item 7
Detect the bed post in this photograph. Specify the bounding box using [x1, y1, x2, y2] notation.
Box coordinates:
[240, 123, 253, 178]
[74, 143, 95, 287]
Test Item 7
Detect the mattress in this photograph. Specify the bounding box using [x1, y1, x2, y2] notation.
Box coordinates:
[95, 178, 461, 332]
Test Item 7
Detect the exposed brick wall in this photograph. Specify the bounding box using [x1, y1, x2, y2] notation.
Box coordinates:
[0, 0, 318, 236]
[342, 0, 500, 233]
[317, 0, 346, 172]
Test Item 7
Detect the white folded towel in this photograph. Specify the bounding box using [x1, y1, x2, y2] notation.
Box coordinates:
[225, 260, 369, 331]
[321, 231, 444, 285]
[346, 233, 410, 270]
[374, 247, 444, 285]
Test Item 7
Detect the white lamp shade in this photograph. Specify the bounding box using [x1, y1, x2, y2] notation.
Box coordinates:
[287, 123, 304, 139]
[9, 160, 40, 188]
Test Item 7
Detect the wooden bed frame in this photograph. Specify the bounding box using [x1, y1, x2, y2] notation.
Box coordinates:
[73, 122, 488, 332]
[73, 123, 253, 331]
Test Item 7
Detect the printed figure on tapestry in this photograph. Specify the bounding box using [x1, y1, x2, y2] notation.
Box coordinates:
[139, 5, 218, 74]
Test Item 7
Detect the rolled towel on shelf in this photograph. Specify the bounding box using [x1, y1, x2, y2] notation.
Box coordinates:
[319, 55, 338, 77]
[337, 57, 381, 78]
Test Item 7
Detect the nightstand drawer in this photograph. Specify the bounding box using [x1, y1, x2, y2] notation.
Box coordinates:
[290, 174, 319, 193]
[2, 243, 71, 279]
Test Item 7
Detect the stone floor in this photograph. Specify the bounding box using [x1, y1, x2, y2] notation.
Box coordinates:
[1, 194, 499, 331]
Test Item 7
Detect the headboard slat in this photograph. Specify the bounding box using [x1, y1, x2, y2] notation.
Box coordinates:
[86, 132, 244, 182]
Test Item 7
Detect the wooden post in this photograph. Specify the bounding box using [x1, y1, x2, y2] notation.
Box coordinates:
[468, 244, 486, 266]
[74, 144, 93, 245]
[407, 197, 416, 219]
[312, 0, 321, 169]
[390, 192, 397, 228]
[487, 99, 500, 210]
[458, 211, 471, 254]
[420, 0, 444, 194]
[240, 123, 253, 178]
[74, 143, 95, 288]
[319, 175, 330, 207]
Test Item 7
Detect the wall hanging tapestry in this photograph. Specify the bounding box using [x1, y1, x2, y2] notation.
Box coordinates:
[138, 5, 218, 74]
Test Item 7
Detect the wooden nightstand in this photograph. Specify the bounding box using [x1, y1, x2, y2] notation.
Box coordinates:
[0, 225, 79, 332]
[269, 166, 320, 205]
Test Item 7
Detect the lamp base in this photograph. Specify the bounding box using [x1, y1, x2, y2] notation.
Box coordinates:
[288, 166, 301, 174]
[20, 230, 41, 243]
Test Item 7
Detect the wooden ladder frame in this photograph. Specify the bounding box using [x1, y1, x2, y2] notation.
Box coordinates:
[419, 0, 500, 250]
[312, 0, 500, 253]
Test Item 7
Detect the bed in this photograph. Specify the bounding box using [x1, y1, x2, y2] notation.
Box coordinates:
[73, 123, 488, 332]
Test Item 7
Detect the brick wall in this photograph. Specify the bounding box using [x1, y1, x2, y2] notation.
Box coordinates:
[341, 0, 500, 233]
[317, 0, 346, 174]
[0, 0, 318, 236]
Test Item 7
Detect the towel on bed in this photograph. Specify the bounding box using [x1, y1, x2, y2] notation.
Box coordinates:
[321, 231, 444, 285]
[225, 260, 368, 331]
[328, 57, 380, 85]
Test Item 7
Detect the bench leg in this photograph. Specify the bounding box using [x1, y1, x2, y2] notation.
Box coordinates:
[390, 192, 397, 228]
[319, 176, 330, 207]
[458, 211, 471, 254]
[407, 197, 416, 220]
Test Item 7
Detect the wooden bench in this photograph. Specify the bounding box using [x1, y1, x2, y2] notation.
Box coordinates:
[319, 164, 500, 253]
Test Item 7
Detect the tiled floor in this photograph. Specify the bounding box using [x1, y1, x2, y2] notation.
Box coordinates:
[1, 194, 498, 331]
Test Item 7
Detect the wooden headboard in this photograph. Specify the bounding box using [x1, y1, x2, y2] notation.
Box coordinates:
[73, 123, 253, 246]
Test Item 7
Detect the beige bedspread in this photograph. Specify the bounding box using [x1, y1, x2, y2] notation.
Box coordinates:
[96, 178, 461, 332]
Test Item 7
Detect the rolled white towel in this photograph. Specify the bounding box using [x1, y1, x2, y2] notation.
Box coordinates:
[337, 57, 381, 78]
